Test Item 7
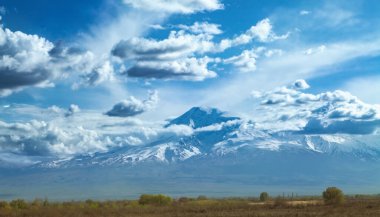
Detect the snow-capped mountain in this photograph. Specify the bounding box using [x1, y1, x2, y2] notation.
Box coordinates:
[3, 106, 380, 201]
[39, 107, 380, 168]
[166, 107, 240, 128]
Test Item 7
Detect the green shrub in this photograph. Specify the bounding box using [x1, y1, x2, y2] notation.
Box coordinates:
[197, 195, 208, 200]
[260, 192, 269, 202]
[178, 197, 190, 203]
[43, 198, 49, 207]
[138, 194, 172, 206]
[0, 201, 10, 209]
[85, 199, 99, 208]
[323, 187, 345, 205]
[31, 199, 44, 207]
[10, 199, 28, 209]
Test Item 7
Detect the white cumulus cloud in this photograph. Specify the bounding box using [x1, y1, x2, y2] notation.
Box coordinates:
[127, 57, 217, 81]
[254, 80, 380, 134]
[220, 18, 289, 50]
[0, 23, 54, 96]
[0, 120, 111, 157]
[0, 18, 118, 96]
[65, 104, 80, 117]
[111, 18, 287, 80]
[106, 90, 159, 117]
[178, 22, 223, 35]
[73, 60, 115, 89]
[292, 79, 310, 90]
[122, 0, 223, 14]
[224, 49, 258, 73]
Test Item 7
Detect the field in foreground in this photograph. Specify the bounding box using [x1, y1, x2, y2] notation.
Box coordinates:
[1, 196, 380, 217]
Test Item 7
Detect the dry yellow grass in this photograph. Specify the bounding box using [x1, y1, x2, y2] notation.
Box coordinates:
[0, 196, 380, 217]
[249, 200, 321, 206]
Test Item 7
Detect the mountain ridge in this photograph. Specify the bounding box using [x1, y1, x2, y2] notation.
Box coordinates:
[37, 107, 380, 169]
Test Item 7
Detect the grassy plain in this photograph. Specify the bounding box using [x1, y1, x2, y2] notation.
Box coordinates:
[1, 195, 380, 217]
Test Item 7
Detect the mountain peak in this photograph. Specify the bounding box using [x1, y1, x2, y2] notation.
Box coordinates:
[167, 107, 240, 129]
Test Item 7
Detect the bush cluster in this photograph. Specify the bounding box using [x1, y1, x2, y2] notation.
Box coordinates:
[138, 194, 172, 206]
[322, 187, 345, 205]
[9, 199, 28, 209]
[260, 192, 269, 202]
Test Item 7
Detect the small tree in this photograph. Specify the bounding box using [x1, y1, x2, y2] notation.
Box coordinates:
[0, 201, 10, 210]
[260, 192, 269, 202]
[138, 194, 172, 206]
[322, 187, 344, 205]
[197, 195, 208, 201]
[178, 197, 190, 203]
[9, 199, 28, 209]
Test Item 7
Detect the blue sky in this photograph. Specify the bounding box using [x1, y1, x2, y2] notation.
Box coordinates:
[0, 0, 379, 111]
[1, 0, 380, 165]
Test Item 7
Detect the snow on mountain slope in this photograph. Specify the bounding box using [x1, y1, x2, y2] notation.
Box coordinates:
[301, 134, 380, 160]
[39, 107, 380, 168]
[41, 137, 203, 168]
